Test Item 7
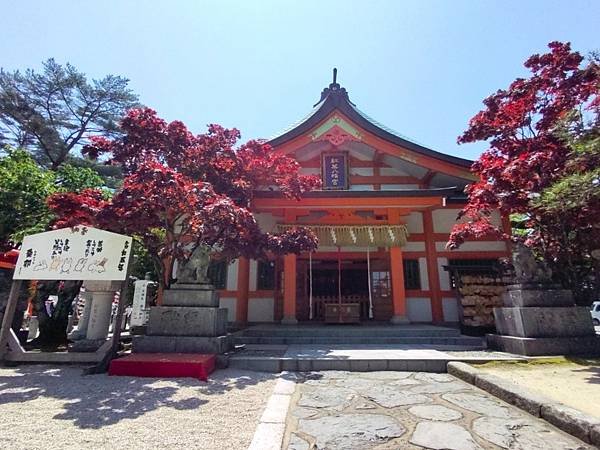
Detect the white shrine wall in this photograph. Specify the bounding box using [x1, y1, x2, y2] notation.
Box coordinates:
[407, 297, 433, 322]
[219, 297, 236, 322]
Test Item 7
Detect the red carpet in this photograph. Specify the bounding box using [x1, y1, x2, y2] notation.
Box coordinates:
[109, 353, 216, 380]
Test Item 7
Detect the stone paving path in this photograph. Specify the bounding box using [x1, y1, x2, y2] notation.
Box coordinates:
[282, 371, 591, 450]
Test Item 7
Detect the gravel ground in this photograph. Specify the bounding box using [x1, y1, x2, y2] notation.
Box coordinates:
[480, 361, 600, 419]
[0, 365, 276, 450]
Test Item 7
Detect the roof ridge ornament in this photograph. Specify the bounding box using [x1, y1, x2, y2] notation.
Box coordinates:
[314, 67, 354, 107]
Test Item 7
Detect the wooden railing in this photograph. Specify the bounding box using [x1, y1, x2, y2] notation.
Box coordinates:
[312, 295, 371, 320]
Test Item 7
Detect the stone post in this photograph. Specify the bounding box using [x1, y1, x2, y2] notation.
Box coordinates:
[86, 291, 114, 340]
[70, 280, 120, 352]
[130, 279, 156, 334]
[69, 290, 92, 340]
[27, 316, 38, 340]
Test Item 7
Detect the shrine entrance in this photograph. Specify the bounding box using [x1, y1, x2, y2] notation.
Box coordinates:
[272, 223, 411, 325]
[293, 256, 394, 323]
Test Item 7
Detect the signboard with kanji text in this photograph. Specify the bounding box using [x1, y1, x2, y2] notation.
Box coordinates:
[13, 226, 132, 281]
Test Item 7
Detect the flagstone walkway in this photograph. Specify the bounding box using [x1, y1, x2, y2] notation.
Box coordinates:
[282, 371, 591, 449]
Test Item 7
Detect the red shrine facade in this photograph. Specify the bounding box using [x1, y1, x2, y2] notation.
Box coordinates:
[212, 77, 509, 325]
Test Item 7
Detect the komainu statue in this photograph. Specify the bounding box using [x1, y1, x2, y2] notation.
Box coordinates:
[177, 245, 212, 284]
[512, 243, 553, 284]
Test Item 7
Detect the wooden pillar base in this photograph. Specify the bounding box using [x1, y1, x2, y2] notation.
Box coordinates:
[281, 316, 298, 325]
[231, 321, 250, 330]
[390, 315, 410, 325]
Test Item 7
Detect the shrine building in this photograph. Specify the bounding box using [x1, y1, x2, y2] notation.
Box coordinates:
[211, 73, 509, 325]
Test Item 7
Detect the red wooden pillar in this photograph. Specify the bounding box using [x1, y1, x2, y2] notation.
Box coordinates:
[282, 253, 298, 324]
[390, 246, 410, 324]
[235, 257, 250, 325]
[424, 210, 444, 323]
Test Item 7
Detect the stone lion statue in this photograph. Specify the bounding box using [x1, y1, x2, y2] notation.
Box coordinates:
[177, 246, 212, 284]
[512, 243, 552, 283]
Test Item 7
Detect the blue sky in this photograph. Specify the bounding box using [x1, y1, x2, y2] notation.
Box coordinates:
[1, 0, 598, 160]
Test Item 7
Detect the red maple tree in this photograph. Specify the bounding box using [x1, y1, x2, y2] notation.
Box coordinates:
[48, 108, 320, 288]
[448, 42, 599, 292]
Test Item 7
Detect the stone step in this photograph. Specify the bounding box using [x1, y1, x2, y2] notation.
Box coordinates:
[229, 356, 452, 373]
[229, 326, 488, 372]
[239, 326, 461, 338]
[132, 335, 231, 354]
[227, 343, 512, 373]
[233, 336, 484, 346]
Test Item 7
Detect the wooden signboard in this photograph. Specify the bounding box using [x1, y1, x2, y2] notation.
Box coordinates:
[0, 226, 133, 367]
[13, 226, 132, 281]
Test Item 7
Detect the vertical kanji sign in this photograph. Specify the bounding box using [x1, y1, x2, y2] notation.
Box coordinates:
[322, 152, 348, 190]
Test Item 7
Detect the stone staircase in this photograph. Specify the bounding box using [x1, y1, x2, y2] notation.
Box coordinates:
[232, 324, 485, 347]
[227, 324, 499, 373]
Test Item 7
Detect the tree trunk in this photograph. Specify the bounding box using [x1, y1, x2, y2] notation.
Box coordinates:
[28, 280, 82, 350]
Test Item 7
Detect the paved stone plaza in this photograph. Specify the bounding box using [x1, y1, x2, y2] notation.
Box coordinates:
[283, 371, 591, 449]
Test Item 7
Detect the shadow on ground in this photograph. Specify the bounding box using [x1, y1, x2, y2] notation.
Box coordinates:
[0, 364, 276, 429]
[566, 357, 600, 385]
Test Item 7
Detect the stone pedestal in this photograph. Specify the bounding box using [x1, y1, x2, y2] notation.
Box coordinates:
[70, 281, 120, 353]
[162, 284, 220, 307]
[488, 284, 599, 356]
[132, 283, 231, 354]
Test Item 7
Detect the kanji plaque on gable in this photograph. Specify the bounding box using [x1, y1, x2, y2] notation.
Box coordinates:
[322, 152, 348, 190]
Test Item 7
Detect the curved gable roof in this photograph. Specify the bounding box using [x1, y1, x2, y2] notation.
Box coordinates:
[268, 79, 473, 169]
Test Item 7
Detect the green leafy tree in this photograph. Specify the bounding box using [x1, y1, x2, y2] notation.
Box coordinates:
[64, 155, 123, 190]
[0, 148, 56, 249]
[55, 163, 105, 193]
[0, 148, 114, 348]
[536, 122, 600, 216]
[0, 58, 139, 169]
[534, 116, 600, 299]
[0, 148, 111, 250]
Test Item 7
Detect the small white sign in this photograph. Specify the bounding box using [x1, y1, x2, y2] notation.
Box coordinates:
[131, 280, 155, 327]
[14, 226, 132, 281]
